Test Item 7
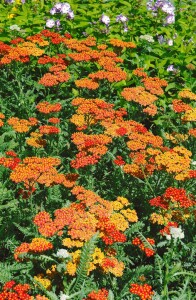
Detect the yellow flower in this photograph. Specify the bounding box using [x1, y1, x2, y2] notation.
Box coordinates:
[34, 275, 51, 290]
[66, 261, 77, 276]
[8, 14, 15, 19]
[112, 201, 123, 211]
[110, 213, 129, 231]
[91, 247, 105, 264]
[116, 196, 129, 206]
[121, 208, 138, 222]
[46, 265, 57, 277]
[62, 238, 84, 248]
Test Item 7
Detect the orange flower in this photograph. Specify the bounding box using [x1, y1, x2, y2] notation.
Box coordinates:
[110, 38, 136, 49]
[36, 102, 62, 114]
[75, 78, 99, 90]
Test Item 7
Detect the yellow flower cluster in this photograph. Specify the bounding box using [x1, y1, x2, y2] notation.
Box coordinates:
[181, 108, 196, 122]
[34, 274, 51, 290]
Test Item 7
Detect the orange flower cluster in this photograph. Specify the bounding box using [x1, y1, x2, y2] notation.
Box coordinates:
[149, 187, 195, 224]
[121, 86, 158, 116]
[172, 99, 192, 113]
[155, 146, 192, 180]
[33, 186, 136, 248]
[0, 281, 32, 300]
[39, 125, 60, 134]
[83, 288, 108, 300]
[26, 33, 49, 47]
[159, 221, 178, 236]
[7, 117, 38, 133]
[122, 129, 163, 178]
[14, 238, 53, 261]
[188, 128, 196, 137]
[70, 97, 125, 130]
[130, 283, 154, 300]
[0, 46, 30, 64]
[9, 157, 78, 188]
[75, 78, 99, 90]
[0, 41, 11, 55]
[133, 67, 148, 78]
[89, 68, 127, 83]
[39, 71, 70, 86]
[101, 256, 125, 277]
[36, 102, 62, 114]
[132, 237, 155, 257]
[26, 132, 46, 148]
[141, 77, 168, 95]
[38, 54, 66, 65]
[165, 132, 188, 144]
[0, 151, 21, 170]
[71, 132, 112, 168]
[48, 117, 60, 124]
[181, 108, 196, 122]
[178, 89, 196, 100]
[110, 38, 136, 49]
[0, 112, 5, 127]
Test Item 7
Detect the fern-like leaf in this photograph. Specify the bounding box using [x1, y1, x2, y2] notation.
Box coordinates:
[71, 232, 99, 292]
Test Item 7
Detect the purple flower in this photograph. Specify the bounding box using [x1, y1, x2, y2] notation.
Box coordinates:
[55, 20, 61, 27]
[67, 10, 74, 19]
[157, 35, 165, 44]
[167, 64, 175, 72]
[50, 7, 57, 15]
[116, 14, 128, 23]
[165, 14, 175, 24]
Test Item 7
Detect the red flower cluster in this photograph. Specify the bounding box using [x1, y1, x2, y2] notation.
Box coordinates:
[132, 237, 155, 257]
[130, 283, 154, 300]
[0, 280, 32, 300]
[83, 288, 108, 300]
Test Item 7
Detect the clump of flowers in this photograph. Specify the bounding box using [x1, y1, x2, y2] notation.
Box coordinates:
[149, 187, 195, 225]
[132, 237, 155, 257]
[0, 281, 32, 300]
[83, 288, 108, 300]
[130, 283, 154, 300]
[147, 0, 175, 25]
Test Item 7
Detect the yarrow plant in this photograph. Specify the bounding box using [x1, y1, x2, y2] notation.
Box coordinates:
[0, 1, 195, 299]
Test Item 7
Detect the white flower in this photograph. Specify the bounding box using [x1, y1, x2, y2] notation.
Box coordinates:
[10, 24, 21, 31]
[170, 227, 184, 239]
[100, 14, 110, 25]
[54, 3, 63, 10]
[166, 14, 175, 24]
[59, 293, 70, 300]
[191, 160, 196, 166]
[162, 4, 175, 15]
[140, 34, 154, 43]
[56, 249, 70, 258]
[167, 39, 173, 46]
[61, 3, 71, 14]
[50, 7, 57, 15]
[46, 19, 56, 28]
[167, 64, 175, 72]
